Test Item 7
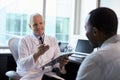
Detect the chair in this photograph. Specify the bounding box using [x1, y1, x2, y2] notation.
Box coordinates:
[5, 38, 21, 80]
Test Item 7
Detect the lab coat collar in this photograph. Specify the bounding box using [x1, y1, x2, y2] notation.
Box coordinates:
[30, 33, 49, 45]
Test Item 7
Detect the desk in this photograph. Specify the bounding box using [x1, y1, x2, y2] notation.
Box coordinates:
[61, 52, 85, 64]
[69, 56, 84, 64]
[0, 50, 16, 80]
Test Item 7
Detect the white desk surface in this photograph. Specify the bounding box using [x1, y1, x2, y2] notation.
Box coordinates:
[0, 49, 11, 54]
[61, 52, 87, 64]
[69, 56, 84, 64]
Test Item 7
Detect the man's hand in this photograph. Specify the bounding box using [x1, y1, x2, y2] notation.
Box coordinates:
[38, 44, 49, 55]
[34, 44, 49, 62]
[58, 56, 69, 74]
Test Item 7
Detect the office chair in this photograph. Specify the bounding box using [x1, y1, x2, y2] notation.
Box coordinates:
[5, 38, 21, 80]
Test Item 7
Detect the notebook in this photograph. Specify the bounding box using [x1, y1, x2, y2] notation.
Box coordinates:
[70, 39, 93, 58]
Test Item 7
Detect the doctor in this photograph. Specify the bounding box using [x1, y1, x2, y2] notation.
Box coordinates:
[17, 13, 68, 80]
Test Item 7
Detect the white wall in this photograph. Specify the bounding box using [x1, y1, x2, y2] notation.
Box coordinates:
[100, 0, 120, 34]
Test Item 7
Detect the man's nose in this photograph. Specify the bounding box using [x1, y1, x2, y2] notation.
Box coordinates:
[36, 24, 41, 28]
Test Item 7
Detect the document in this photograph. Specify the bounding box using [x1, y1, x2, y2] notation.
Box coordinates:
[41, 53, 73, 68]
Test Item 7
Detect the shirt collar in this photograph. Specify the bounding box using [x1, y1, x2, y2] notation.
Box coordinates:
[33, 33, 45, 40]
[101, 34, 120, 48]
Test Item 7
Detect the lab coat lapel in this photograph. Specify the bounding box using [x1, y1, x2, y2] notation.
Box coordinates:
[44, 35, 50, 45]
[30, 34, 40, 46]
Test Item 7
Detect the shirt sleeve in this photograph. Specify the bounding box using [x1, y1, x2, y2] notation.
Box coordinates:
[17, 38, 36, 71]
[76, 55, 102, 80]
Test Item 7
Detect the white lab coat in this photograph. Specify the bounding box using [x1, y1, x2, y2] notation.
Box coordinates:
[17, 33, 60, 80]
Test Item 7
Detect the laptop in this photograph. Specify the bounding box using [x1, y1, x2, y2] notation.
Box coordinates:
[70, 39, 93, 58]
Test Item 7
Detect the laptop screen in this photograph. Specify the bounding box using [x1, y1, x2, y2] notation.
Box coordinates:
[75, 39, 93, 53]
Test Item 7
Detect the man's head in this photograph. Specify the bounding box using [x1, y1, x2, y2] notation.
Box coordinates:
[29, 13, 45, 36]
[85, 7, 118, 48]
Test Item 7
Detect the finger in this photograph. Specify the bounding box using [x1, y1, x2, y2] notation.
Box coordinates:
[40, 45, 49, 52]
[37, 45, 49, 55]
[59, 59, 69, 65]
[38, 44, 49, 49]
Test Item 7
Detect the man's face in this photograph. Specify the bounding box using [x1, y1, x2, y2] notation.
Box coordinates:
[30, 15, 45, 36]
[85, 15, 99, 48]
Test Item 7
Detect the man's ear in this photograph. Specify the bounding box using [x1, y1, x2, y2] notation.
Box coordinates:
[92, 27, 98, 36]
[29, 24, 32, 29]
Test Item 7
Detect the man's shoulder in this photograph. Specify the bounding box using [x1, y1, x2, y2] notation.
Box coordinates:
[21, 34, 36, 41]
[45, 35, 57, 40]
[84, 50, 103, 62]
[45, 35, 58, 44]
[22, 34, 33, 38]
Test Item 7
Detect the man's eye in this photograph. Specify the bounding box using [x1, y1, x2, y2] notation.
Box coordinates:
[33, 24, 38, 26]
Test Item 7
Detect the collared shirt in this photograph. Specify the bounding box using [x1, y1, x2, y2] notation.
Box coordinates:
[34, 33, 44, 44]
[76, 34, 120, 80]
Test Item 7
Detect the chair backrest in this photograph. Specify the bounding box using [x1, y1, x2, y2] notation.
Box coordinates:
[8, 38, 20, 62]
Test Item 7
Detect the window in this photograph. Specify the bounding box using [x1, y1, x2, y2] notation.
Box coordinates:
[0, 0, 75, 47]
[0, 0, 98, 48]
[56, 17, 69, 41]
[45, 0, 75, 42]
[6, 13, 30, 35]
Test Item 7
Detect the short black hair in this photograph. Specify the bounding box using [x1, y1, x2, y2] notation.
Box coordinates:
[88, 7, 118, 35]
